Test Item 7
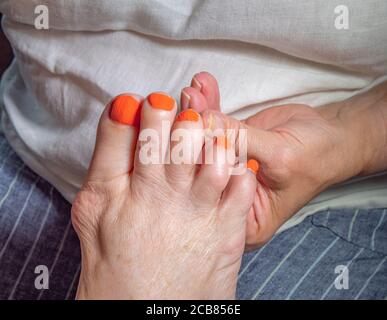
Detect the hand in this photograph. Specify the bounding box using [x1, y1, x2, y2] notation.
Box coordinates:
[242, 79, 387, 250]
[240, 104, 350, 249]
[182, 72, 386, 250]
[201, 103, 364, 250]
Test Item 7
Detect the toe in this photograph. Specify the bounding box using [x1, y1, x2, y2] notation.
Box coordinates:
[220, 159, 258, 217]
[166, 108, 204, 189]
[180, 86, 209, 112]
[219, 161, 258, 254]
[133, 92, 177, 179]
[191, 71, 220, 111]
[87, 93, 143, 182]
[191, 134, 235, 207]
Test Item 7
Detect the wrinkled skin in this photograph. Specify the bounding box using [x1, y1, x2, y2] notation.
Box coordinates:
[72, 93, 257, 299]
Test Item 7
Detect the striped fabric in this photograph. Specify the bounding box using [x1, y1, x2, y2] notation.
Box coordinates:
[0, 133, 386, 299]
[237, 209, 387, 299]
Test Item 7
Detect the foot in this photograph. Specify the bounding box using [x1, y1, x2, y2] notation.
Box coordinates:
[72, 92, 257, 299]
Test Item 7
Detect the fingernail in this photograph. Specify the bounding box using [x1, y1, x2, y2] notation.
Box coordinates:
[148, 92, 175, 111]
[215, 135, 230, 149]
[192, 76, 202, 91]
[176, 108, 200, 122]
[181, 90, 191, 109]
[110, 95, 141, 126]
[247, 159, 259, 174]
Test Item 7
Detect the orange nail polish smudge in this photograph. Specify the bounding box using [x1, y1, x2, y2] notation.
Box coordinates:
[215, 135, 230, 149]
[110, 95, 141, 127]
[148, 93, 175, 111]
[247, 159, 260, 174]
[176, 109, 200, 122]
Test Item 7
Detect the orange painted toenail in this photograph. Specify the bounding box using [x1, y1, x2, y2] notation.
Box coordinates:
[247, 159, 260, 174]
[148, 93, 175, 111]
[215, 135, 230, 149]
[110, 95, 141, 127]
[176, 109, 200, 122]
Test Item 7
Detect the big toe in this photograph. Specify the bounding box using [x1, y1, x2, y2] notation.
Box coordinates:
[87, 93, 142, 182]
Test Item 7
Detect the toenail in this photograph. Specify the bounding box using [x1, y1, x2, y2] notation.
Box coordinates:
[192, 77, 202, 90]
[176, 109, 200, 122]
[247, 159, 260, 174]
[110, 95, 141, 126]
[215, 135, 230, 149]
[148, 92, 175, 111]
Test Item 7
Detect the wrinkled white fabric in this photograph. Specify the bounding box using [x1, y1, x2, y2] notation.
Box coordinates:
[0, 0, 386, 231]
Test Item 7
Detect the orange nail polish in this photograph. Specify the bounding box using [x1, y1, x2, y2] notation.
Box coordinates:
[247, 159, 259, 174]
[148, 93, 175, 111]
[110, 95, 141, 126]
[215, 135, 230, 149]
[176, 109, 200, 122]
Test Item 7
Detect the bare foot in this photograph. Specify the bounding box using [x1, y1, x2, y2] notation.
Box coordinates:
[72, 92, 258, 299]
